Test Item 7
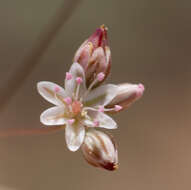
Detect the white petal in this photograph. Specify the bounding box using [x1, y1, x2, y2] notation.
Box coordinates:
[65, 62, 86, 97]
[84, 110, 117, 129]
[82, 118, 95, 128]
[37, 81, 66, 105]
[40, 106, 67, 126]
[84, 84, 118, 107]
[65, 123, 85, 152]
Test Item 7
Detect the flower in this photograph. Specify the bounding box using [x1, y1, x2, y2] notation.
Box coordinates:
[37, 25, 145, 171]
[37, 62, 121, 152]
[82, 129, 118, 171]
[106, 83, 145, 113]
[73, 25, 111, 87]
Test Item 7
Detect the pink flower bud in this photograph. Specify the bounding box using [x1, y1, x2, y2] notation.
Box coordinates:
[81, 129, 118, 171]
[73, 25, 111, 87]
[106, 83, 145, 113]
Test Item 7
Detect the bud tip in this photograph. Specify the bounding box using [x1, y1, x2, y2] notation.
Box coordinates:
[137, 83, 145, 96]
[100, 24, 108, 31]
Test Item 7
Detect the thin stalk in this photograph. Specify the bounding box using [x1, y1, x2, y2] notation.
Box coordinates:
[0, 126, 64, 138]
[0, 0, 82, 113]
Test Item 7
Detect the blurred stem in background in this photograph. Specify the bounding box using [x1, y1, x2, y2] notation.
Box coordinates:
[0, 126, 64, 138]
[0, 0, 82, 137]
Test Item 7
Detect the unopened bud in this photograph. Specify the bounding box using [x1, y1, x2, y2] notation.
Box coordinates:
[81, 129, 118, 171]
[106, 83, 145, 113]
[73, 25, 111, 87]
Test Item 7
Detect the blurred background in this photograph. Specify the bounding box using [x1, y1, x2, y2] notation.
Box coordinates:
[0, 0, 190, 189]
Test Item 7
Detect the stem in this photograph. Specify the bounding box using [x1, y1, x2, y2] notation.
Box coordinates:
[0, 0, 82, 113]
[0, 126, 64, 138]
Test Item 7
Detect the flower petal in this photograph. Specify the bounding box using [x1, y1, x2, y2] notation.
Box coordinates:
[37, 81, 67, 105]
[65, 62, 86, 97]
[83, 110, 117, 129]
[65, 123, 85, 152]
[84, 84, 118, 107]
[40, 106, 67, 126]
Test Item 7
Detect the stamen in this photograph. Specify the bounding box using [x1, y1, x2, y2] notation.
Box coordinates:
[54, 86, 60, 93]
[97, 72, 105, 81]
[114, 105, 122, 112]
[68, 119, 75, 125]
[64, 97, 72, 105]
[82, 107, 98, 112]
[82, 73, 105, 100]
[76, 77, 83, 84]
[66, 72, 72, 80]
[75, 77, 83, 100]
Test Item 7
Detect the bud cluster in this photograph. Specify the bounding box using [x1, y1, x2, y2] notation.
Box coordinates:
[73, 25, 111, 88]
[72, 25, 145, 171]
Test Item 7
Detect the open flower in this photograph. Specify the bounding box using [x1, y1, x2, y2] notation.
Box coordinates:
[36, 25, 145, 171]
[37, 62, 120, 152]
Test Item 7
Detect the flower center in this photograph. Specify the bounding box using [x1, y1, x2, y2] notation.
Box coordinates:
[72, 100, 83, 116]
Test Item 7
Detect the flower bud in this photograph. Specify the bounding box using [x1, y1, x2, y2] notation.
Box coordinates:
[73, 25, 111, 87]
[81, 129, 118, 171]
[106, 83, 145, 113]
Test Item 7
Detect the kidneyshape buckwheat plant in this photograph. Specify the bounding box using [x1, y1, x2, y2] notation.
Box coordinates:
[37, 25, 144, 171]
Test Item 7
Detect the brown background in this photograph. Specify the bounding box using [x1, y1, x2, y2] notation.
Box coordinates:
[0, 0, 191, 189]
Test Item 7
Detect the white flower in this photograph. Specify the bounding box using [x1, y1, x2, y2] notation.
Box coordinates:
[37, 62, 120, 152]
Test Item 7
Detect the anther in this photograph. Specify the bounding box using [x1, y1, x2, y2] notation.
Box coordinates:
[76, 77, 83, 84]
[64, 97, 72, 105]
[65, 72, 72, 80]
[97, 72, 105, 81]
[114, 105, 122, 112]
[98, 106, 104, 113]
[68, 119, 75, 125]
[93, 120, 100, 127]
[54, 86, 60, 93]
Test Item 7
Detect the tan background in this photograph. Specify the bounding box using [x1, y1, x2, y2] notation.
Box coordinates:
[0, 0, 191, 189]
